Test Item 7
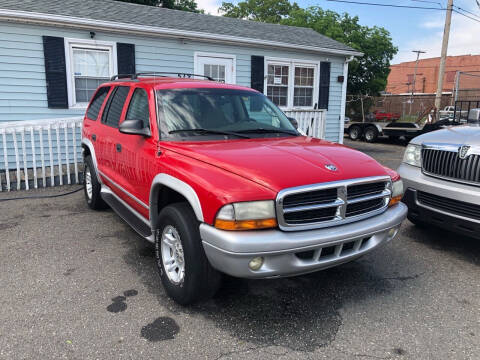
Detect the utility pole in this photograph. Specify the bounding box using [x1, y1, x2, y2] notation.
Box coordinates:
[434, 0, 454, 119]
[410, 50, 426, 115]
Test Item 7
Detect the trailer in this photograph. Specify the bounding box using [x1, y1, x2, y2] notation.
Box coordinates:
[344, 121, 434, 142]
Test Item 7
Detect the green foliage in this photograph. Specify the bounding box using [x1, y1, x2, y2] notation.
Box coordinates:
[117, 0, 202, 13]
[220, 0, 299, 23]
[220, 2, 397, 96]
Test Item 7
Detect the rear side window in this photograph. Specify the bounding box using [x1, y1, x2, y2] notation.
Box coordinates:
[126, 88, 150, 129]
[86, 86, 110, 120]
[102, 86, 130, 128]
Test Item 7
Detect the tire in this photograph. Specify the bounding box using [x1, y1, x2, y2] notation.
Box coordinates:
[84, 155, 108, 210]
[155, 202, 221, 305]
[348, 125, 362, 141]
[364, 126, 379, 143]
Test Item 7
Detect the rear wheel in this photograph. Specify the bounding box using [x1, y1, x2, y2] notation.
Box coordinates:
[155, 203, 221, 305]
[84, 155, 108, 210]
[348, 125, 362, 141]
[364, 126, 379, 143]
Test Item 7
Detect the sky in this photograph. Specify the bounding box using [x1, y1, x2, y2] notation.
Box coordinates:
[195, 0, 480, 64]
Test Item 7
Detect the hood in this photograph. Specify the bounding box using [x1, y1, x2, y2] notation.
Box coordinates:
[162, 136, 390, 192]
[411, 125, 480, 145]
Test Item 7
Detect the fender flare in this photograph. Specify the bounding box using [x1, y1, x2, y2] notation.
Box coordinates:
[81, 138, 102, 184]
[149, 173, 204, 229]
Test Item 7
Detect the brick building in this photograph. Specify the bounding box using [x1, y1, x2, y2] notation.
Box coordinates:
[386, 54, 480, 95]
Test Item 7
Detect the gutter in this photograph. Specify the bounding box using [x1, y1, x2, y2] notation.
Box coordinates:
[0, 9, 363, 57]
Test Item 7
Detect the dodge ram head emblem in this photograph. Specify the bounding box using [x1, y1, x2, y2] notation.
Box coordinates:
[458, 145, 470, 159]
[325, 164, 338, 171]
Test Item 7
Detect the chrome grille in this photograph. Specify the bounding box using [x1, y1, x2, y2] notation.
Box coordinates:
[422, 147, 480, 185]
[276, 176, 392, 231]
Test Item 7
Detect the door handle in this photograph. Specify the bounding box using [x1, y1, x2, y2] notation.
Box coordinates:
[92, 134, 96, 141]
[116, 143, 122, 152]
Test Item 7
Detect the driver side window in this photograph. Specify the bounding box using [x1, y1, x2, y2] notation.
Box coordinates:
[126, 88, 150, 129]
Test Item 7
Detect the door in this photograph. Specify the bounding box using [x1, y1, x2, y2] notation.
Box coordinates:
[115, 87, 156, 218]
[98, 85, 130, 192]
[195, 54, 235, 83]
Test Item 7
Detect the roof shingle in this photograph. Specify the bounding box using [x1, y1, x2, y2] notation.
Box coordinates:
[0, 0, 357, 54]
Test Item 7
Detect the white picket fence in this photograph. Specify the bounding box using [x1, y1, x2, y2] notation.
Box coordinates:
[0, 117, 83, 191]
[0, 110, 325, 192]
[284, 109, 326, 139]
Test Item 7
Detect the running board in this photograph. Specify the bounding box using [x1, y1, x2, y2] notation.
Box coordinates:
[101, 185, 154, 242]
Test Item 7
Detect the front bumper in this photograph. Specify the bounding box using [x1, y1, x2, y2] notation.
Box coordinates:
[200, 203, 407, 278]
[398, 163, 480, 239]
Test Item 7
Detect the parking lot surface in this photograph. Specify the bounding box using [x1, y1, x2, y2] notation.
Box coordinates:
[0, 138, 478, 359]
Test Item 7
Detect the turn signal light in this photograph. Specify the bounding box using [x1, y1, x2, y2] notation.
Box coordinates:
[388, 195, 402, 207]
[214, 218, 278, 231]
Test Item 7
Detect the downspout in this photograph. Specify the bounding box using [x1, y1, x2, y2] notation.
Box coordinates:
[339, 56, 354, 143]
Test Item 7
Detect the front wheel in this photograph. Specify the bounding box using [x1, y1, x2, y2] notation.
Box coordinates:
[155, 203, 221, 305]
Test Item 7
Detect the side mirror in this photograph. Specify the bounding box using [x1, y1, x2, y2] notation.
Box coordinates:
[287, 116, 298, 129]
[119, 119, 151, 137]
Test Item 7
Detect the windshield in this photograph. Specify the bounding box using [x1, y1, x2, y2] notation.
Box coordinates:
[156, 88, 298, 139]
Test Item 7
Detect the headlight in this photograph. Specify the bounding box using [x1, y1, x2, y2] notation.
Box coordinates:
[389, 179, 404, 207]
[403, 144, 421, 167]
[214, 200, 277, 230]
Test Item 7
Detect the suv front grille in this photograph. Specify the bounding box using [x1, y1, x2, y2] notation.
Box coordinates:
[422, 147, 480, 185]
[277, 176, 392, 231]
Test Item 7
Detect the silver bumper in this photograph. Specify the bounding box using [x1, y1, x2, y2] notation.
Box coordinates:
[398, 163, 480, 205]
[200, 203, 407, 279]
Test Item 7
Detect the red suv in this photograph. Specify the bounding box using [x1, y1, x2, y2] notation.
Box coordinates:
[82, 73, 407, 304]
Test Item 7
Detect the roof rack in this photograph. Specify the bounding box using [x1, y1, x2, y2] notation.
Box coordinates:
[110, 72, 214, 81]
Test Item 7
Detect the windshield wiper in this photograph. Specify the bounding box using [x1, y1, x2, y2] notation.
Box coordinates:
[169, 128, 251, 139]
[236, 128, 298, 136]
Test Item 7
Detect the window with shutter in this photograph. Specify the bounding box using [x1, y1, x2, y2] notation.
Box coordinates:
[264, 58, 319, 109]
[64, 38, 118, 108]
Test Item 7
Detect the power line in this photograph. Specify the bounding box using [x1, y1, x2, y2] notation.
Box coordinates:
[453, 8, 480, 23]
[452, 5, 480, 19]
[326, 0, 446, 10]
[410, 0, 443, 8]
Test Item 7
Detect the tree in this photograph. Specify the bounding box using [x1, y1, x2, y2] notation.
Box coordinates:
[220, 0, 299, 23]
[219, 2, 397, 96]
[117, 0, 201, 13]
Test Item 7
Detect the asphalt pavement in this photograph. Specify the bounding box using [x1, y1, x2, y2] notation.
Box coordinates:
[0, 138, 478, 359]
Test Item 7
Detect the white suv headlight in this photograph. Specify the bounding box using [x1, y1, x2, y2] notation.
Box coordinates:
[215, 200, 277, 230]
[403, 144, 422, 167]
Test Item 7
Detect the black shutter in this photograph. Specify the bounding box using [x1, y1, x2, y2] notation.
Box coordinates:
[42, 36, 68, 109]
[318, 62, 331, 110]
[117, 43, 136, 76]
[251, 55, 265, 92]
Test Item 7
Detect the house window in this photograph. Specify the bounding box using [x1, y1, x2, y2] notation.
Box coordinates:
[66, 39, 116, 107]
[267, 65, 289, 107]
[194, 52, 236, 84]
[293, 67, 314, 107]
[265, 59, 318, 109]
